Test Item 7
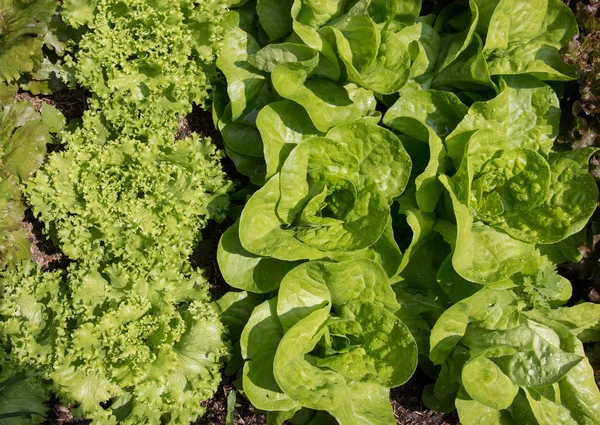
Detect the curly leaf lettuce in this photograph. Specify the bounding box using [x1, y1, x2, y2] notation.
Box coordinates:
[1, 261, 228, 425]
[65, 0, 227, 133]
[27, 125, 230, 265]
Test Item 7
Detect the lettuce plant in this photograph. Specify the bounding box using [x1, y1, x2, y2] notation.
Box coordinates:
[425, 289, 600, 424]
[437, 77, 598, 285]
[213, 1, 600, 424]
[0, 262, 63, 425]
[26, 122, 231, 265]
[0, 260, 228, 425]
[432, 0, 578, 90]
[9, 2, 234, 424]
[239, 260, 417, 425]
[62, 0, 227, 133]
[213, 0, 425, 184]
[0, 0, 58, 97]
[237, 121, 410, 260]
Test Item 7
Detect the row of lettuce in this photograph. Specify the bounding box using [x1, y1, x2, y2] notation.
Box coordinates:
[1, 0, 234, 424]
[213, 1, 600, 424]
[2, 0, 600, 425]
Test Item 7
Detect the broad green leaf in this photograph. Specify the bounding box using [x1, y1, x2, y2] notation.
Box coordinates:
[455, 388, 515, 425]
[556, 358, 600, 424]
[429, 289, 520, 365]
[217, 105, 264, 158]
[216, 26, 266, 121]
[446, 76, 560, 167]
[40, 103, 65, 134]
[292, 0, 346, 28]
[0, 177, 29, 268]
[482, 0, 548, 51]
[0, 0, 56, 84]
[439, 176, 534, 284]
[525, 303, 600, 343]
[257, 0, 294, 41]
[273, 307, 342, 409]
[329, 15, 380, 73]
[292, 181, 389, 252]
[265, 407, 303, 425]
[390, 0, 420, 29]
[524, 387, 579, 425]
[384, 90, 467, 211]
[462, 357, 519, 410]
[496, 149, 599, 244]
[326, 120, 412, 200]
[1, 102, 49, 182]
[216, 290, 267, 341]
[396, 23, 440, 91]
[218, 221, 302, 293]
[0, 374, 48, 425]
[431, 32, 492, 92]
[224, 146, 267, 186]
[249, 43, 319, 73]
[241, 298, 299, 411]
[434, 1, 480, 72]
[481, 0, 578, 80]
[330, 219, 403, 278]
[276, 261, 332, 332]
[257, 100, 323, 180]
[272, 67, 377, 132]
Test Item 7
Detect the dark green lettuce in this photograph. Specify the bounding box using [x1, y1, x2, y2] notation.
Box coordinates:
[0, 101, 51, 269]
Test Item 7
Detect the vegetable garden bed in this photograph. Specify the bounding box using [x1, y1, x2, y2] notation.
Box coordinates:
[2, 1, 600, 425]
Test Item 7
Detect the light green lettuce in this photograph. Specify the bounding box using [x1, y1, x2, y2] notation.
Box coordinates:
[240, 260, 418, 425]
[425, 289, 600, 424]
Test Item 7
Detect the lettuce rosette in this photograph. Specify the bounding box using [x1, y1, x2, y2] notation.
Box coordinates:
[431, 0, 578, 90]
[217, 119, 411, 293]
[424, 289, 600, 424]
[26, 122, 231, 266]
[238, 259, 418, 425]
[436, 77, 598, 285]
[0, 261, 228, 425]
[214, 0, 438, 184]
[62, 0, 228, 133]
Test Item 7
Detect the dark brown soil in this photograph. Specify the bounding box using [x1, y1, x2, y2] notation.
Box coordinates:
[195, 379, 266, 425]
[391, 372, 459, 425]
[21, 209, 68, 272]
